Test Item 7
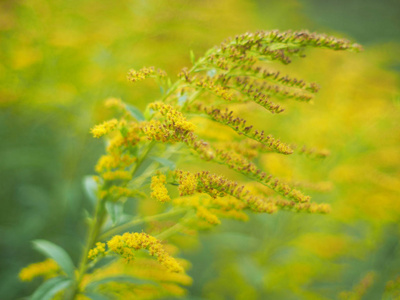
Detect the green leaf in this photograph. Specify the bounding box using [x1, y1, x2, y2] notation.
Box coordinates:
[150, 156, 176, 170]
[105, 201, 124, 225]
[84, 292, 110, 300]
[32, 240, 75, 279]
[178, 94, 188, 106]
[207, 68, 217, 78]
[86, 275, 157, 291]
[236, 256, 264, 288]
[83, 176, 98, 206]
[144, 107, 155, 120]
[190, 50, 195, 64]
[31, 277, 72, 300]
[126, 104, 145, 121]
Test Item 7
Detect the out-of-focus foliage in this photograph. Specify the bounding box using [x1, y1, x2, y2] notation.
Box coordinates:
[196, 44, 400, 299]
[1, 0, 399, 299]
[1, 0, 260, 298]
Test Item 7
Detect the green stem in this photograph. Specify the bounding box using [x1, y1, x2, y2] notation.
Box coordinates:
[66, 139, 158, 299]
[99, 208, 188, 241]
[65, 57, 207, 299]
[64, 199, 106, 300]
[156, 210, 195, 240]
[132, 141, 156, 178]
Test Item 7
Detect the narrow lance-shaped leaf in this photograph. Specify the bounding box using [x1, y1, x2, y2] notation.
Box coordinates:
[150, 156, 176, 170]
[86, 275, 157, 291]
[83, 175, 98, 206]
[105, 201, 124, 226]
[190, 49, 195, 65]
[32, 240, 76, 279]
[31, 277, 72, 300]
[126, 104, 145, 121]
[84, 292, 111, 300]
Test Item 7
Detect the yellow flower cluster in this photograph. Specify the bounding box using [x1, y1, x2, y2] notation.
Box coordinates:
[182, 71, 285, 114]
[196, 206, 221, 225]
[173, 193, 249, 226]
[209, 31, 361, 68]
[295, 145, 330, 158]
[126, 66, 155, 83]
[142, 120, 177, 143]
[174, 170, 276, 213]
[339, 272, 375, 300]
[216, 140, 268, 160]
[126, 67, 167, 83]
[95, 154, 136, 174]
[233, 76, 314, 102]
[90, 119, 119, 138]
[104, 97, 126, 110]
[213, 149, 311, 203]
[385, 275, 400, 298]
[177, 171, 197, 195]
[82, 257, 192, 300]
[150, 174, 171, 203]
[188, 103, 293, 155]
[106, 232, 183, 273]
[19, 259, 60, 282]
[275, 199, 331, 214]
[142, 120, 215, 160]
[174, 169, 331, 216]
[237, 64, 320, 93]
[108, 124, 141, 152]
[291, 180, 333, 193]
[149, 102, 196, 132]
[101, 170, 132, 181]
[194, 77, 234, 102]
[90, 120, 143, 202]
[88, 242, 106, 259]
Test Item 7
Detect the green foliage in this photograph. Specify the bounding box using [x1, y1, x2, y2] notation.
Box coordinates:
[32, 240, 75, 279]
[20, 29, 364, 299]
[2, 1, 400, 300]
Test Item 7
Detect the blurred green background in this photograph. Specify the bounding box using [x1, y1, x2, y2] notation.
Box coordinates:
[1, 0, 399, 299]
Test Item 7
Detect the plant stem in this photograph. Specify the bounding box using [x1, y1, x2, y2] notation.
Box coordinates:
[64, 198, 106, 300]
[66, 140, 157, 299]
[156, 210, 195, 240]
[65, 59, 203, 298]
[99, 208, 188, 241]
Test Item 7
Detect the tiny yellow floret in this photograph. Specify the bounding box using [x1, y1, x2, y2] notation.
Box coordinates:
[151, 174, 171, 202]
[88, 242, 106, 259]
[19, 259, 60, 282]
[90, 119, 118, 138]
[106, 232, 183, 273]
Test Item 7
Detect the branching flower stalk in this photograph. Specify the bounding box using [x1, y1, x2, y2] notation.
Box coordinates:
[19, 30, 361, 299]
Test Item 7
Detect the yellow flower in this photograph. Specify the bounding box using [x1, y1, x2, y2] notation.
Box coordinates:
[19, 259, 60, 282]
[151, 174, 171, 203]
[127, 67, 155, 83]
[88, 242, 106, 259]
[196, 206, 221, 225]
[149, 102, 196, 132]
[106, 232, 183, 273]
[176, 171, 197, 196]
[90, 119, 118, 138]
[101, 170, 132, 181]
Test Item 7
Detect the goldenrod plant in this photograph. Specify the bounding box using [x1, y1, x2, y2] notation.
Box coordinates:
[19, 30, 361, 299]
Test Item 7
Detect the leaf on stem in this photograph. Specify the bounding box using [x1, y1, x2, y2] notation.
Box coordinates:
[105, 201, 124, 226]
[83, 176, 98, 206]
[32, 240, 76, 279]
[30, 276, 72, 300]
[126, 104, 145, 121]
[86, 275, 157, 291]
[150, 156, 176, 170]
